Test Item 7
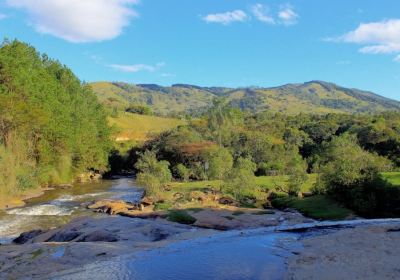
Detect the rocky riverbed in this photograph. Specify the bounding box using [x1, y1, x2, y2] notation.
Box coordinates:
[1, 178, 400, 279]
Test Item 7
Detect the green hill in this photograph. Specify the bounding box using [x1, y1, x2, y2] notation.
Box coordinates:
[91, 81, 400, 115]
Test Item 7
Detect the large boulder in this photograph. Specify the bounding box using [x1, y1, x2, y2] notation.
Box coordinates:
[13, 230, 44, 244]
[46, 231, 82, 242]
[77, 230, 118, 242]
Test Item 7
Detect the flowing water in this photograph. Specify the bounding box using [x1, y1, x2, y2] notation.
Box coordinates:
[50, 228, 301, 280]
[0, 178, 143, 244]
[2, 179, 400, 280]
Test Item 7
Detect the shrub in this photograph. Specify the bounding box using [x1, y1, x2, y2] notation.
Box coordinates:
[135, 150, 172, 196]
[205, 147, 233, 180]
[173, 164, 190, 182]
[223, 157, 257, 200]
[314, 134, 397, 216]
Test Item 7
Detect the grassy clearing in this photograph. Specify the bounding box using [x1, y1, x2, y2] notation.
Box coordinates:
[271, 195, 352, 220]
[109, 112, 185, 142]
[382, 172, 400, 186]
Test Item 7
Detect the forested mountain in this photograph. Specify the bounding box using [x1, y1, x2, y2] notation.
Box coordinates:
[0, 40, 111, 198]
[91, 81, 400, 116]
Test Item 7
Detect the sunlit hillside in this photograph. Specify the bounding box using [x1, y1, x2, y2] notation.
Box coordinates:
[109, 112, 185, 142]
[91, 81, 400, 116]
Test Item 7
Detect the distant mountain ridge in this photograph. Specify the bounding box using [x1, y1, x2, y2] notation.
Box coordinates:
[91, 81, 400, 115]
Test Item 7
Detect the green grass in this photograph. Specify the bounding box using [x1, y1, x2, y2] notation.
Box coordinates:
[154, 201, 174, 211]
[109, 112, 185, 142]
[271, 195, 352, 220]
[382, 172, 400, 186]
[255, 174, 317, 193]
[167, 210, 197, 224]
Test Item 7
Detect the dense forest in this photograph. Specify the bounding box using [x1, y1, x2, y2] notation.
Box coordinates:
[0, 40, 111, 200]
[111, 99, 400, 217]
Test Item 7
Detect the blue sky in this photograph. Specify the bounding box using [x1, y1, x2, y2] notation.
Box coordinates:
[0, 0, 399, 100]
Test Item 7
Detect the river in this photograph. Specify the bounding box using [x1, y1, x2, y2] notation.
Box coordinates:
[0, 178, 143, 244]
[1, 179, 400, 279]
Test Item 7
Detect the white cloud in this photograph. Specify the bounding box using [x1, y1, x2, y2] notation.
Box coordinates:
[278, 5, 298, 26]
[109, 62, 165, 73]
[332, 19, 400, 61]
[202, 10, 248, 25]
[339, 19, 400, 54]
[251, 4, 275, 24]
[6, 0, 139, 43]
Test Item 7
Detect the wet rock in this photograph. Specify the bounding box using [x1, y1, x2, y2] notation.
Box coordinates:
[46, 231, 82, 242]
[13, 230, 45, 244]
[77, 230, 119, 242]
[88, 200, 135, 215]
[149, 228, 170, 241]
[218, 196, 239, 206]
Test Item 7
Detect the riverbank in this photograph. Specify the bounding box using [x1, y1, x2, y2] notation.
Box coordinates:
[0, 187, 51, 210]
[0, 172, 103, 211]
[2, 178, 400, 279]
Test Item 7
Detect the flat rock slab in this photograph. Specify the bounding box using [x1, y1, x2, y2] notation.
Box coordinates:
[285, 223, 400, 280]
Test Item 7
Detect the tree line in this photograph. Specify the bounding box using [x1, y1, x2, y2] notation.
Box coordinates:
[0, 40, 112, 198]
[121, 99, 400, 217]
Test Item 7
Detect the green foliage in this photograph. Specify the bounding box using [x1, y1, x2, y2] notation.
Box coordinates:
[205, 147, 233, 180]
[223, 157, 257, 200]
[173, 164, 190, 182]
[382, 172, 400, 186]
[316, 134, 391, 193]
[135, 150, 172, 196]
[271, 195, 352, 220]
[126, 104, 153, 115]
[313, 134, 400, 217]
[0, 40, 111, 197]
[285, 149, 308, 196]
